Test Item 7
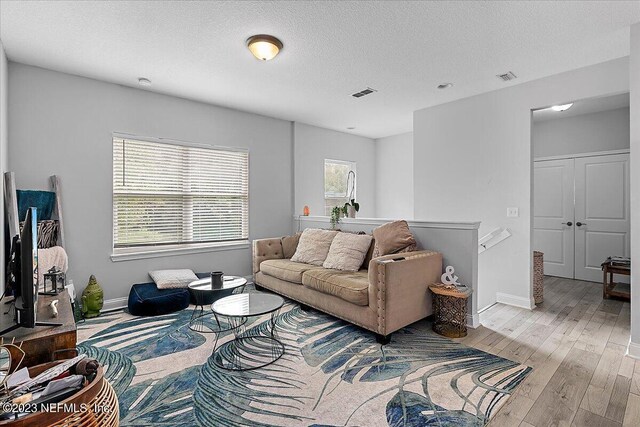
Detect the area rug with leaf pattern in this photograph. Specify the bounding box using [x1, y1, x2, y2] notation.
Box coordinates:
[77, 290, 531, 427]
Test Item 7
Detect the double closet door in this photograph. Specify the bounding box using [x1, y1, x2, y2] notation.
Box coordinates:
[533, 153, 630, 282]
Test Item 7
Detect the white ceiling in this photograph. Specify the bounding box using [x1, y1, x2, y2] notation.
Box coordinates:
[1, 1, 639, 138]
[533, 92, 630, 122]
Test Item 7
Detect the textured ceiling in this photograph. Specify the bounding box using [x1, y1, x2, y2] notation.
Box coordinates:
[1, 1, 639, 138]
[533, 93, 630, 122]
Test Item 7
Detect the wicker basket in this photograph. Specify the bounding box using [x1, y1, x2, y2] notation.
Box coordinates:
[0, 362, 119, 427]
[533, 251, 544, 304]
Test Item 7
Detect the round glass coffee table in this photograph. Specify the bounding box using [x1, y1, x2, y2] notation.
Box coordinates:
[187, 276, 247, 333]
[211, 293, 285, 371]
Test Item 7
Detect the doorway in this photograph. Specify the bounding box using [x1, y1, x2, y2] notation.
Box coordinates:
[532, 93, 630, 282]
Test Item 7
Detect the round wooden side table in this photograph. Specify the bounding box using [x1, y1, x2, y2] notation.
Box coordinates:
[429, 284, 472, 338]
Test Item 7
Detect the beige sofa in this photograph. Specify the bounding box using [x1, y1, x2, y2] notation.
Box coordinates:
[252, 236, 443, 344]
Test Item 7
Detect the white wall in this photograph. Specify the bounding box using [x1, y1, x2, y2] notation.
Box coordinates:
[293, 122, 376, 218]
[413, 57, 629, 311]
[375, 132, 414, 219]
[629, 23, 640, 359]
[8, 63, 294, 304]
[0, 42, 8, 295]
[533, 107, 630, 158]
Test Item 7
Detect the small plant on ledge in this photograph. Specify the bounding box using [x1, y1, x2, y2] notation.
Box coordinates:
[342, 199, 360, 219]
[330, 206, 342, 229]
[342, 170, 359, 218]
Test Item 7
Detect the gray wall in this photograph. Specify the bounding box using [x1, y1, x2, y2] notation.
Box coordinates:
[8, 63, 294, 303]
[533, 107, 630, 158]
[413, 57, 629, 311]
[0, 42, 7, 295]
[293, 122, 376, 218]
[630, 23, 640, 358]
[375, 132, 414, 219]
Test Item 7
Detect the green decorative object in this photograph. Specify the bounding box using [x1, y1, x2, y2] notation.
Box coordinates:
[82, 275, 104, 318]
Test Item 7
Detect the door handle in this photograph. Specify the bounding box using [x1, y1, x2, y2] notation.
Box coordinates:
[576, 222, 586, 227]
[562, 222, 573, 226]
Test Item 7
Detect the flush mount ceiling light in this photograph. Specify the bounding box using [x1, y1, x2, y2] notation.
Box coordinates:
[138, 77, 152, 86]
[550, 103, 573, 112]
[247, 34, 283, 61]
[437, 83, 453, 89]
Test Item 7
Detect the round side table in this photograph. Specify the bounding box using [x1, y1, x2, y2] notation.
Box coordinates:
[187, 276, 247, 333]
[429, 284, 472, 338]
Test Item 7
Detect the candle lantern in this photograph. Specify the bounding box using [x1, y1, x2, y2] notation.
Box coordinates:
[42, 267, 66, 296]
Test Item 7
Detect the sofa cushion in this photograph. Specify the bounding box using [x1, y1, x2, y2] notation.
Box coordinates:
[323, 232, 373, 272]
[281, 232, 301, 259]
[302, 269, 369, 306]
[260, 259, 321, 284]
[372, 220, 417, 257]
[291, 228, 338, 266]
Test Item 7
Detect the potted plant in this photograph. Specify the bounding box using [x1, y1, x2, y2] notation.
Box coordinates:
[342, 170, 359, 218]
[330, 206, 342, 229]
[342, 199, 359, 218]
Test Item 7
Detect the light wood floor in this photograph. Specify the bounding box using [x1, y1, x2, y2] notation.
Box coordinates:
[457, 276, 639, 427]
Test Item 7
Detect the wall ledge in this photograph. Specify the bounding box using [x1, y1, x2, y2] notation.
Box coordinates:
[295, 215, 480, 230]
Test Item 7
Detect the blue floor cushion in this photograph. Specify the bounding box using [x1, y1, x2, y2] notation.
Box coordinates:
[127, 282, 190, 316]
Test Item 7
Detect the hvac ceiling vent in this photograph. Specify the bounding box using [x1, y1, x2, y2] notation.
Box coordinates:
[351, 87, 377, 98]
[496, 71, 517, 82]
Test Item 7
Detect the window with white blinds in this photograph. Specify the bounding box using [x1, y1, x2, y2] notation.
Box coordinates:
[113, 136, 249, 248]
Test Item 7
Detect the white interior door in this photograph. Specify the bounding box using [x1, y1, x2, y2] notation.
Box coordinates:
[533, 159, 575, 278]
[574, 154, 630, 282]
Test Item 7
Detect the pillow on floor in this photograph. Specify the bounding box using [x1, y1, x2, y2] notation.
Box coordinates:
[149, 269, 199, 289]
[372, 220, 417, 257]
[290, 228, 338, 266]
[323, 232, 373, 271]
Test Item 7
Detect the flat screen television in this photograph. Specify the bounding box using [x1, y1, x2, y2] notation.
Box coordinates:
[0, 207, 60, 335]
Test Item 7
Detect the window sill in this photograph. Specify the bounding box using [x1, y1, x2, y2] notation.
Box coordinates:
[110, 241, 250, 262]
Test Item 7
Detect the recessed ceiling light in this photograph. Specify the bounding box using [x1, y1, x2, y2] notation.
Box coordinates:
[437, 83, 453, 89]
[347, 127, 356, 130]
[247, 34, 283, 61]
[138, 77, 152, 86]
[550, 103, 573, 112]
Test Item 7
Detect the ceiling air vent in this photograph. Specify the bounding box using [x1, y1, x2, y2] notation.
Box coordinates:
[496, 71, 517, 82]
[351, 87, 377, 98]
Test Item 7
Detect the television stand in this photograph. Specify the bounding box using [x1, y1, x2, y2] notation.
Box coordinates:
[0, 290, 76, 366]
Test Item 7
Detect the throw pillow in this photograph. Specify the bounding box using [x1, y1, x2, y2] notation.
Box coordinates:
[281, 232, 302, 259]
[149, 269, 198, 289]
[290, 228, 338, 266]
[323, 232, 373, 271]
[372, 220, 417, 257]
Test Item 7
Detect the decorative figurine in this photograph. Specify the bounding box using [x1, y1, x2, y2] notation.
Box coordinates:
[49, 300, 59, 318]
[303, 205, 310, 216]
[441, 265, 461, 289]
[81, 275, 104, 318]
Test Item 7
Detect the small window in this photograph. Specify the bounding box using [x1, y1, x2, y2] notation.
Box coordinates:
[324, 159, 356, 215]
[113, 136, 249, 250]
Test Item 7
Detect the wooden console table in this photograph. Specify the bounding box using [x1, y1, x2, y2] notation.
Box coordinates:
[602, 260, 630, 301]
[0, 290, 77, 366]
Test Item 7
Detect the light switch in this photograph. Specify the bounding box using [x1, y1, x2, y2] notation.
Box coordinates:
[507, 207, 519, 218]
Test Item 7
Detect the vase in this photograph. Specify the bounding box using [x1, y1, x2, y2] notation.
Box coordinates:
[211, 271, 224, 289]
[347, 205, 357, 218]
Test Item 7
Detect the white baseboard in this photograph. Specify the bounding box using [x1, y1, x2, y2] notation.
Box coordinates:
[496, 292, 535, 310]
[627, 339, 640, 360]
[102, 297, 128, 313]
[467, 312, 480, 329]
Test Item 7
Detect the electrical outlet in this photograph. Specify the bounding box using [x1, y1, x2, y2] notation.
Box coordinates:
[507, 207, 519, 218]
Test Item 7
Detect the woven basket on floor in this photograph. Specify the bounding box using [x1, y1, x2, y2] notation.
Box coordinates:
[0, 362, 119, 427]
[533, 251, 544, 304]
